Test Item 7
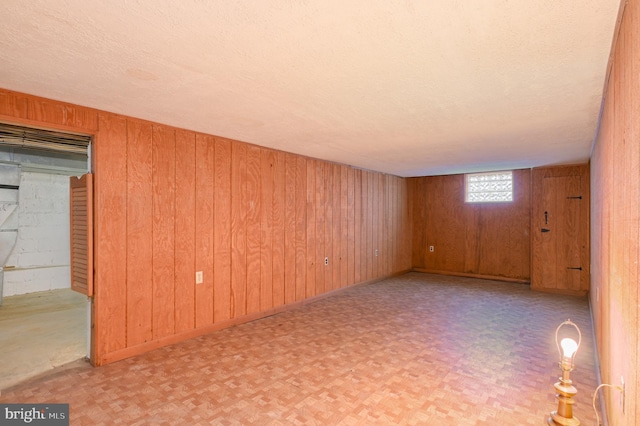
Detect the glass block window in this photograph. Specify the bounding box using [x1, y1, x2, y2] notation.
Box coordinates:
[465, 171, 513, 203]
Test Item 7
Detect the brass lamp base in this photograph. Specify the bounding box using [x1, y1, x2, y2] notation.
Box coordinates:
[547, 411, 580, 426]
[547, 378, 580, 426]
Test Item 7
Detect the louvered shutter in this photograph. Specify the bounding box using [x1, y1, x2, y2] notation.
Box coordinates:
[70, 173, 93, 296]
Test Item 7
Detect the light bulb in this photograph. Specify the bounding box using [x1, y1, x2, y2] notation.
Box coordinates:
[560, 337, 578, 358]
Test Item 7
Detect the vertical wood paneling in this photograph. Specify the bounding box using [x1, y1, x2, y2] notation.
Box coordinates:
[214, 138, 232, 322]
[379, 175, 385, 275]
[360, 170, 371, 281]
[410, 172, 530, 281]
[174, 130, 196, 332]
[294, 156, 307, 301]
[402, 177, 412, 270]
[230, 140, 247, 319]
[476, 169, 531, 280]
[347, 167, 355, 285]
[260, 149, 274, 310]
[397, 176, 403, 271]
[611, 31, 627, 396]
[372, 172, 379, 278]
[152, 126, 176, 338]
[379, 175, 393, 276]
[0, 88, 412, 367]
[398, 177, 405, 269]
[396, 177, 401, 272]
[591, 1, 640, 422]
[315, 161, 325, 294]
[395, 177, 402, 271]
[390, 176, 396, 273]
[382, 174, 387, 275]
[332, 164, 341, 289]
[401, 177, 408, 269]
[364, 171, 372, 280]
[606, 42, 623, 416]
[368, 172, 374, 278]
[284, 153, 297, 304]
[629, 7, 639, 418]
[591, 79, 612, 353]
[126, 120, 153, 345]
[246, 146, 262, 314]
[432, 176, 465, 271]
[195, 134, 214, 327]
[340, 166, 349, 287]
[409, 178, 426, 267]
[94, 113, 128, 358]
[399, 177, 406, 271]
[324, 163, 334, 290]
[595, 71, 615, 401]
[272, 151, 285, 307]
[306, 159, 317, 298]
[381, 175, 385, 276]
[354, 169, 362, 284]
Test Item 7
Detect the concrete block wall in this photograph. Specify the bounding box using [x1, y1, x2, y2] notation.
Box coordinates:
[3, 171, 71, 296]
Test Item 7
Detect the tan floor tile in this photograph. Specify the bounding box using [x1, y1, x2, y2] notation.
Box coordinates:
[0, 273, 598, 425]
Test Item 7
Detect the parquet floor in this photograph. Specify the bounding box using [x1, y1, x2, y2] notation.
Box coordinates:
[0, 273, 598, 425]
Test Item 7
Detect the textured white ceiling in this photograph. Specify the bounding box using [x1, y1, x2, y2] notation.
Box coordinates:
[0, 1, 620, 177]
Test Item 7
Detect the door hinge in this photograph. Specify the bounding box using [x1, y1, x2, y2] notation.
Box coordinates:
[567, 266, 583, 271]
[566, 196, 582, 200]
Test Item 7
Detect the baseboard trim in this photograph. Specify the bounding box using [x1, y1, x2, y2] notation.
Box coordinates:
[411, 268, 530, 284]
[529, 286, 588, 297]
[94, 270, 410, 366]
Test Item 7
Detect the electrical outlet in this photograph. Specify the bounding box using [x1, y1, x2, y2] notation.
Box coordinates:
[375, 249, 379, 257]
[195, 271, 203, 284]
[429, 246, 434, 252]
[324, 257, 329, 266]
[620, 376, 625, 413]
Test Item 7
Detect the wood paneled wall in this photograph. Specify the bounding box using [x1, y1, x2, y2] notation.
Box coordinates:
[0, 88, 412, 365]
[409, 169, 531, 282]
[590, 0, 639, 424]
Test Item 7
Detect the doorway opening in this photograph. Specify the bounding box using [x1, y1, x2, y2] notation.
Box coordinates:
[0, 122, 91, 390]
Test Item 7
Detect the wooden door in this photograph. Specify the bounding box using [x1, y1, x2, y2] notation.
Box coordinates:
[70, 173, 93, 296]
[532, 165, 589, 296]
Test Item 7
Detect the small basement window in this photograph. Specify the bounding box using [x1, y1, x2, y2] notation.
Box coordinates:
[465, 171, 513, 203]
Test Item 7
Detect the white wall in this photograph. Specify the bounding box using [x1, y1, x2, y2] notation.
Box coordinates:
[3, 171, 72, 296]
